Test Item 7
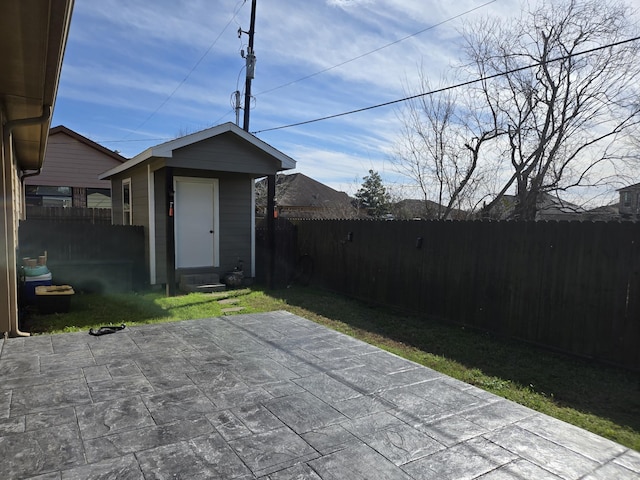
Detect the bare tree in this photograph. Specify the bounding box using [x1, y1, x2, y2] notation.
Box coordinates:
[393, 0, 640, 220]
[392, 72, 502, 219]
[462, 0, 640, 219]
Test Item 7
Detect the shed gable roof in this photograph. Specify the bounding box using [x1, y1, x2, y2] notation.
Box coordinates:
[99, 122, 296, 179]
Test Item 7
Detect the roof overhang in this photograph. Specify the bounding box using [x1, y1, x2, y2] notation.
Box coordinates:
[1, 0, 74, 172]
[99, 122, 297, 179]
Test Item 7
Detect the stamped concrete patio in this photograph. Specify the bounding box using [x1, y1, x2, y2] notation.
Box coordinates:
[0, 311, 638, 479]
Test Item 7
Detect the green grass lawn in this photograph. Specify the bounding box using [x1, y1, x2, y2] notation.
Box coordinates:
[22, 286, 640, 451]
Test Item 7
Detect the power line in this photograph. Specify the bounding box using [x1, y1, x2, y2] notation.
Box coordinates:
[123, 0, 248, 139]
[254, 0, 497, 97]
[252, 35, 640, 135]
[99, 138, 171, 144]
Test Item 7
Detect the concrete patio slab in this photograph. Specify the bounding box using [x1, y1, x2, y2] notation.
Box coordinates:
[0, 311, 638, 479]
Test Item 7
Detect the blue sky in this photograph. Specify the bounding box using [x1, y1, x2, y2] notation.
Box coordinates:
[53, 0, 534, 196]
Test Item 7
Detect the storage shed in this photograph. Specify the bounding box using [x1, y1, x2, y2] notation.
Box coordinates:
[99, 122, 296, 290]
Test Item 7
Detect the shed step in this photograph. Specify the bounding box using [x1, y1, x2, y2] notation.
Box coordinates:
[179, 273, 225, 293]
[183, 283, 227, 293]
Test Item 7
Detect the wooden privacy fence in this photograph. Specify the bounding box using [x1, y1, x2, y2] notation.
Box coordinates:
[255, 218, 297, 286]
[291, 219, 640, 371]
[26, 206, 112, 224]
[19, 220, 146, 293]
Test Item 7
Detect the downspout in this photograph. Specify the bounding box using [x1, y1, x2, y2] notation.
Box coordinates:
[4, 105, 52, 337]
[5, 105, 51, 137]
[6, 105, 52, 183]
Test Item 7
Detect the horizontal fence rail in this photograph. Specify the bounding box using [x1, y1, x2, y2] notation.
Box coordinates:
[26, 206, 112, 224]
[285, 219, 640, 371]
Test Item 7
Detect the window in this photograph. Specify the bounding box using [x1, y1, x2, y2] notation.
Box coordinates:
[25, 185, 72, 207]
[622, 191, 631, 207]
[86, 188, 112, 209]
[122, 179, 131, 225]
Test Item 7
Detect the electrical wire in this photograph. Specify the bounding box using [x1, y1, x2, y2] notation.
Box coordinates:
[254, 0, 497, 97]
[252, 35, 640, 135]
[99, 138, 172, 144]
[123, 0, 247, 139]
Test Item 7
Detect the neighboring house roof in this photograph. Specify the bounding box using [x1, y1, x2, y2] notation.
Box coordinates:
[49, 126, 127, 163]
[99, 122, 296, 179]
[583, 203, 620, 221]
[25, 125, 126, 189]
[617, 182, 640, 192]
[392, 199, 468, 219]
[486, 193, 585, 220]
[272, 173, 352, 208]
[0, 0, 74, 172]
[536, 193, 585, 219]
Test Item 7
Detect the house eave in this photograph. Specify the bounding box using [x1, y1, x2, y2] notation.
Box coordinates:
[1, 0, 75, 173]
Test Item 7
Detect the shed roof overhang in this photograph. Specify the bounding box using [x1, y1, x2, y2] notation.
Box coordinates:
[0, 0, 74, 172]
[99, 122, 296, 180]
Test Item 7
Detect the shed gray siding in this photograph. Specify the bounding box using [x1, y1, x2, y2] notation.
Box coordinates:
[153, 168, 167, 283]
[152, 169, 254, 284]
[102, 124, 294, 287]
[169, 132, 281, 176]
[218, 173, 253, 273]
[111, 165, 149, 227]
[111, 166, 152, 279]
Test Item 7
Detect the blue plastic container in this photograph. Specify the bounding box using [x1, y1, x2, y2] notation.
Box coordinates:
[23, 271, 52, 303]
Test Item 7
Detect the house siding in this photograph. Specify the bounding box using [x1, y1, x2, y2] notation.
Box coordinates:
[619, 186, 640, 216]
[0, 108, 10, 333]
[24, 131, 121, 189]
[1, 111, 22, 334]
[169, 132, 280, 176]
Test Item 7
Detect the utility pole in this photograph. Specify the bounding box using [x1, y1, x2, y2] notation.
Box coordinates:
[238, 0, 274, 288]
[242, 0, 257, 132]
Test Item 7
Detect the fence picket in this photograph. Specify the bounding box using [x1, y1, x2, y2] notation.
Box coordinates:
[277, 219, 640, 371]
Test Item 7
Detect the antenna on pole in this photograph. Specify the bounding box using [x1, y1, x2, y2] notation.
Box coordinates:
[239, 0, 257, 132]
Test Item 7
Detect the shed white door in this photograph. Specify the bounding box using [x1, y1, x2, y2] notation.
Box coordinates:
[174, 177, 219, 268]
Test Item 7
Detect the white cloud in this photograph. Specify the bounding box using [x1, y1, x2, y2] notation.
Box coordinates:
[52, 0, 638, 205]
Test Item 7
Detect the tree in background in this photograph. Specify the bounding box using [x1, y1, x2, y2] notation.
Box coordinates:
[464, 0, 640, 219]
[393, 73, 501, 219]
[355, 169, 391, 218]
[394, 0, 640, 219]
